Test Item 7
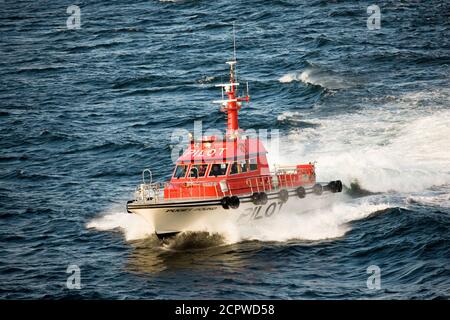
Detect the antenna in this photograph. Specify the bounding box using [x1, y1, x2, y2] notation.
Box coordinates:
[212, 23, 250, 134]
[233, 22, 237, 83]
[233, 21, 237, 62]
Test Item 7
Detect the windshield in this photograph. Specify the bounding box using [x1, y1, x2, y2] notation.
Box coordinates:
[189, 164, 208, 178]
[173, 165, 187, 179]
[230, 161, 248, 175]
[208, 163, 228, 177]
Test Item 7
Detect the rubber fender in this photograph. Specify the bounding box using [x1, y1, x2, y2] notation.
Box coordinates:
[328, 181, 337, 193]
[313, 183, 323, 196]
[336, 180, 343, 192]
[251, 192, 260, 205]
[259, 192, 268, 205]
[278, 189, 289, 203]
[221, 196, 231, 209]
[296, 186, 306, 199]
[229, 195, 240, 209]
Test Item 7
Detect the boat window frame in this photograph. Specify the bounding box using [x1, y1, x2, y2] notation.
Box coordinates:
[230, 160, 248, 175]
[173, 164, 188, 179]
[249, 158, 258, 171]
[208, 162, 229, 177]
[188, 163, 209, 178]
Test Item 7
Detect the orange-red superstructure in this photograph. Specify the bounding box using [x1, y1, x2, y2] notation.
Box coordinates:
[163, 59, 316, 200]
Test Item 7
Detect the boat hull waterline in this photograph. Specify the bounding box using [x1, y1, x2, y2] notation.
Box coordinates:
[127, 187, 341, 239]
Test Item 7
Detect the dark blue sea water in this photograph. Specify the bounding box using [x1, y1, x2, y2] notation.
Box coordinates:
[1, 0, 450, 299]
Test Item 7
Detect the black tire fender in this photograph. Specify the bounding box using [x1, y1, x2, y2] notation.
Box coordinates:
[296, 186, 306, 199]
[229, 196, 240, 209]
[221, 196, 231, 209]
[259, 192, 268, 205]
[251, 192, 260, 205]
[278, 189, 289, 203]
[336, 180, 343, 192]
[313, 183, 323, 196]
[328, 181, 337, 193]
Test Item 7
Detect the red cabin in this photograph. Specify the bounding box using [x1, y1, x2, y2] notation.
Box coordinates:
[163, 135, 316, 199]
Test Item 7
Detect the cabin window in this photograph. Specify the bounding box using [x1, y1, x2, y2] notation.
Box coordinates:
[230, 161, 248, 175]
[230, 162, 238, 175]
[241, 161, 249, 173]
[249, 158, 258, 171]
[173, 165, 187, 179]
[189, 164, 208, 178]
[208, 163, 228, 177]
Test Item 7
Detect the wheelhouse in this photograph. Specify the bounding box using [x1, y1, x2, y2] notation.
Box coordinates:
[169, 136, 269, 181]
[171, 157, 262, 180]
[163, 135, 273, 199]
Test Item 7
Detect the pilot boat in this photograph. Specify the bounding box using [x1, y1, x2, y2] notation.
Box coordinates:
[126, 46, 343, 239]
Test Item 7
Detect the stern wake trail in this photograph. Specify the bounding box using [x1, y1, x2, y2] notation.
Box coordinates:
[274, 89, 450, 209]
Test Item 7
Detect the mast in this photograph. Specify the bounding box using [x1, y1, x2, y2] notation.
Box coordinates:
[213, 24, 250, 138]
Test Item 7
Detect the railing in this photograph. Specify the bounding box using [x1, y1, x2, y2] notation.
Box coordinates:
[164, 181, 221, 200]
[135, 165, 316, 203]
[164, 175, 276, 201]
[273, 164, 315, 188]
[245, 176, 274, 194]
[134, 182, 162, 204]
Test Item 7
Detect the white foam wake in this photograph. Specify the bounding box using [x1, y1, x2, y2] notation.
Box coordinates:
[272, 92, 450, 194]
[224, 198, 391, 242]
[406, 186, 450, 208]
[86, 196, 392, 243]
[86, 208, 153, 241]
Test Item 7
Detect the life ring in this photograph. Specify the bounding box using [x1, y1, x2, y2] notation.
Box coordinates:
[296, 186, 306, 199]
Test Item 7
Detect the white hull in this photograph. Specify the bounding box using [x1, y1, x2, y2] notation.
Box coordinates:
[128, 191, 341, 238]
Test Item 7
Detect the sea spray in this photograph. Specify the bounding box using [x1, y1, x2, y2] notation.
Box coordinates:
[86, 195, 392, 243]
[273, 105, 450, 193]
[86, 210, 153, 241]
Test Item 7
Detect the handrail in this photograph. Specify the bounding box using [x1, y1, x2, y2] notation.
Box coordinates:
[137, 170, 316, 202]
[142, 168, 152, 184]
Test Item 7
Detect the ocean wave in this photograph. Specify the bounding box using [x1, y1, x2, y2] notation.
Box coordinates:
[279, 67, 354, 90]
[62, 140, 146, 155]
[16, 65, 67, 74]
[277, 111, 321, 128]
[163, 231, 226, 250]
[406, 193, 450, 208]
